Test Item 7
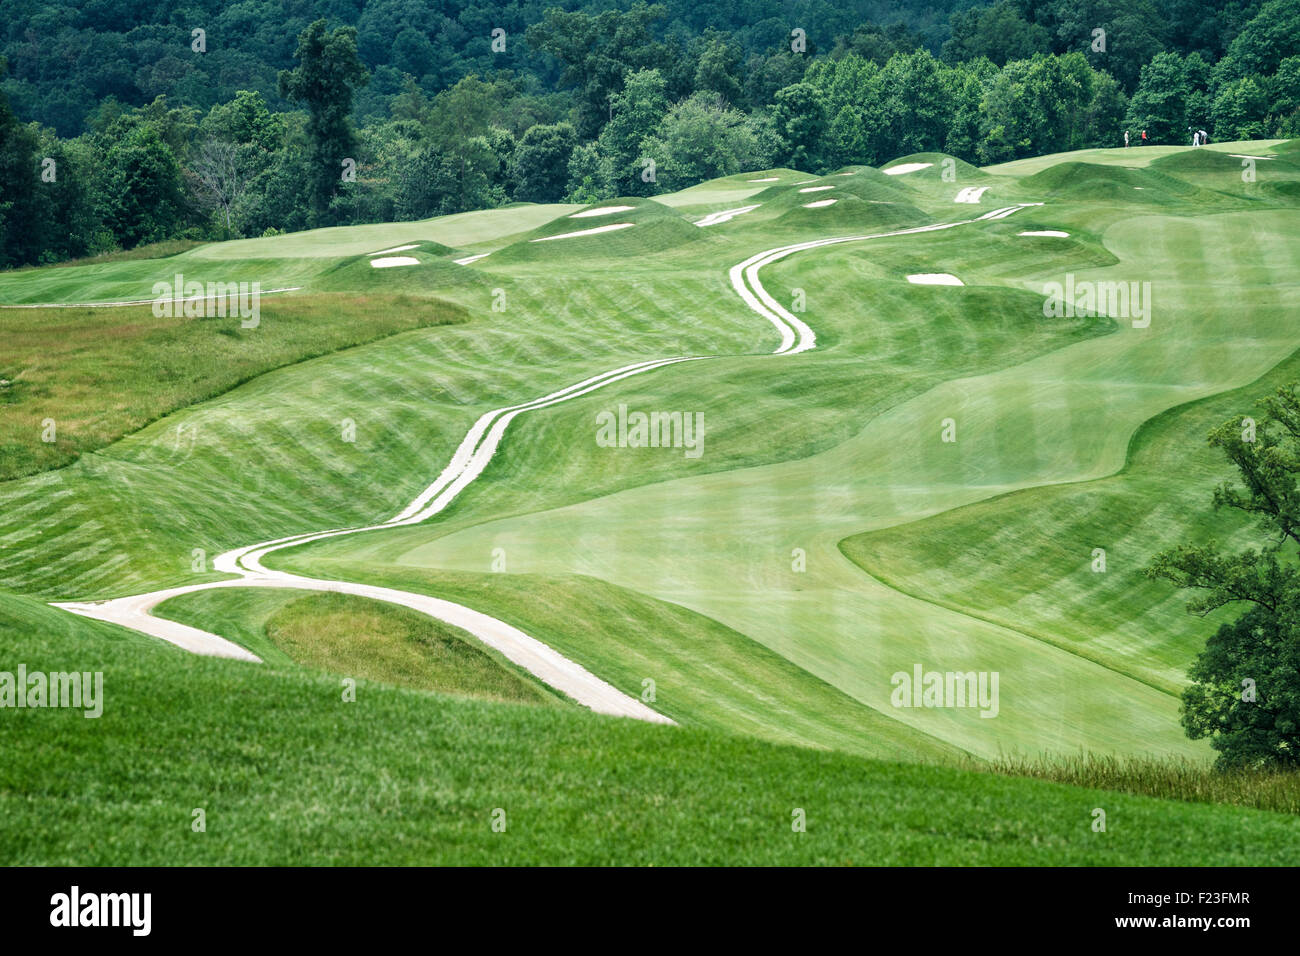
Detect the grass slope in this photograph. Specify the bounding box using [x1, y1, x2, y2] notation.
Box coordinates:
[3, 589, 1298, 866]
[1, 140, 1299, 802]
[154, 588, 561, 706]
[0, 294, 467, 479]
[840, 346, 1300, 696]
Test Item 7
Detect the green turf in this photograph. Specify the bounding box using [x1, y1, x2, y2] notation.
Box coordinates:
[3, 588, 1298, 866]
[3, 142, 1300, 863]
[154, 587, 562, 706]
[0, 294, 467, 479]
[839, 345, 1300, 696]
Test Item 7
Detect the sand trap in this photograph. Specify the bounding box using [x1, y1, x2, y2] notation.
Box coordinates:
[531, 222, 634, 242]
[454, 253, 490, 265]
[1019, 230, 1070, 238]
[798, 185, 835, 193]
[369, 244, 419, 256]
[370, 256, 419, 268]
[802, 199, 838, 208]
[569, 205, 637, 218]
[747, 177, 780, 182]
[884, 163, 933, 176]
[696, 205, 760, 227]
[1229, 154, 1273, 160]
[1133, 187, 1145, 190]
[954, 186, 988, 203]
[906, 273, 963, 286]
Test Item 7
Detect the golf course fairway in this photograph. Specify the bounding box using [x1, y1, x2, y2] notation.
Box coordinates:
[4, 141, 1300, 864]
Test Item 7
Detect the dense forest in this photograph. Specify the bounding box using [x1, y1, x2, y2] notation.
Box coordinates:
[1, 0, 1298, 267]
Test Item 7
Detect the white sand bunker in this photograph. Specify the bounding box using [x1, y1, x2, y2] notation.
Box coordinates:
[907, 273, 963, 286]
[570, 205, 637, 218]
[884, 162, 933, 175]
[369, 244, 419, 256]
[954, 186, 988, 203]
[532, 222, 634, 242]
[454, 253, 490, 265]
[370, 256, 419, 268]
[1018, 230, 1070, 238]
[747, 177, 780, 182]
[696, 205, 760, 227]
[798, 185, 835, 193]
[802, 199, 837, 208]
[1229, 154, 1274, 160]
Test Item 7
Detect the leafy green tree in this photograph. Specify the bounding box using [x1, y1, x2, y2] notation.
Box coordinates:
[94, 120, 187, 248]
[596, 68, 669, 195]
[771, 82, 827, 170]
[509, 122, 578, 203]
[832, 21, 927, 65]
[942, 1, 1051, 66]
[1212, 75, 1272, 139]
[426, 76, 514, 202]
[1149, 384, 1300, 768]
[202, 90, 284, 152]
[1179, 606, 1300, 768]
[389, 75, 433, 125]
[640, 93, 768, 190]
[979, 53, 1099, 163]
[805, 53, 884, 166]
[742, 50, 808, 108]
[1271, 57, 1300, 135]
[1085, 68, 1129, 147]
[485, 125, 517, 197]
[944, 58, 997, 160]
[1216, 0, 1300, 81]
[565, 141, 613, 203]
[277, 20, 370, 227]
[238, 111, 312, 236]
[29, 130, 97, 263]
[525, 3, 670, 138]
[0, 90, 45, 267]
[693, 31, 745, 106]
[1047, 0, 1167, 91]
[877, 51, 955, 157]
[1125, 51, 1211, 142]
[393, 144, 458, 220]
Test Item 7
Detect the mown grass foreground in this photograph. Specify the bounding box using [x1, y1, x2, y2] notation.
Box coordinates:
[3, 590, 1299, 865]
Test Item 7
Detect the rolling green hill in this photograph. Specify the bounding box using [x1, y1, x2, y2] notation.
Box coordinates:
[3, 139, 1300, 863]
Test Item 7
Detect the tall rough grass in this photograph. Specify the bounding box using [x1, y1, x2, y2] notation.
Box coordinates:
[969, 754, 1300, 814]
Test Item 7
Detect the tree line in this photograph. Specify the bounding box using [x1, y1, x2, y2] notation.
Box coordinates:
[3, 0, 1300, 268]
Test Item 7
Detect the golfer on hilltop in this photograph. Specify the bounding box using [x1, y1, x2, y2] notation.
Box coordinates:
[1124, 130, 1130, 147]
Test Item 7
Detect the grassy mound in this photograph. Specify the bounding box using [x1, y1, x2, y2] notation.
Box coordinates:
[1151, 148, 1261, 173]
[155, 588, 561, 705]
[883, 152, 991, 181]
[839, 339, 1300, 696]
[489, 199, 704, 262]
[0, 293, 469, 480]
[773, 193, 930, 231]
[1019, 161, 1221, 204]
